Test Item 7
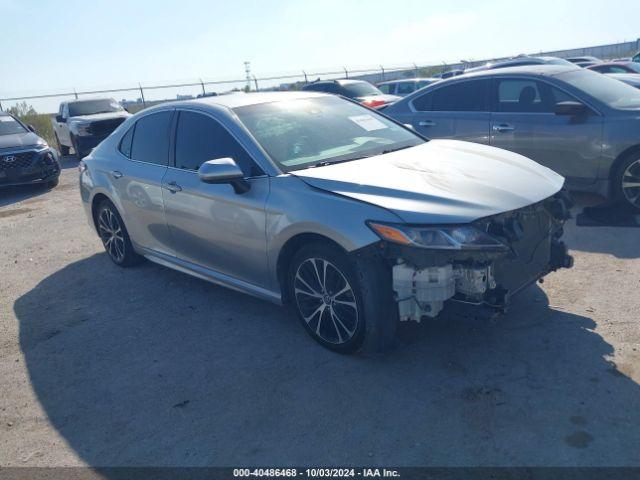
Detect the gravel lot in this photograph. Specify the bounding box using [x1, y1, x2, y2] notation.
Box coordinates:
[1, 156, 639, 467]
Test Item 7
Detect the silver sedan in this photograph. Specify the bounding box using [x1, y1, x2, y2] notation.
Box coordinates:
[80, 92, 573, 353]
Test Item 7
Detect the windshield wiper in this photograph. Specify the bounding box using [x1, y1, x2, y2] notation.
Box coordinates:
[380, 145, 414, 155]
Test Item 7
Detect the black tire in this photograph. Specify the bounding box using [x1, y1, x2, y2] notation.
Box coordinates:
[70, 134, 84, 159]
[55, 133, 70, 157]
[288, 242, 397, 354]
[612, 153, 640, 211]
[96, 200, 143, 267]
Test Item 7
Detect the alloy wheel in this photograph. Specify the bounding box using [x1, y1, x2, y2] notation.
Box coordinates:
[294, 257, 359, 345]
[622, 158, 640, 208]
[98, 207, 126, 263]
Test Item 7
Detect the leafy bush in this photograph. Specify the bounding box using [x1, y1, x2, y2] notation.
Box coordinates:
[6, 102, 56, 148]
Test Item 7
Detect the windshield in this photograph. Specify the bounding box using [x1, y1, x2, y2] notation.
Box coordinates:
[68, 99, 123, 117]
[341, 82, 383, 98]
[559, 69, 640, 109]
[234, 96, 423, 172]
[626, 63, 640, 73]
[0, 115, 27, 136]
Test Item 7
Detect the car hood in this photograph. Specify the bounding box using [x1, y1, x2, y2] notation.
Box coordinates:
[292, 140, 565, 224]
[68, 111, 131, 122]
[0, 131, 44, 151]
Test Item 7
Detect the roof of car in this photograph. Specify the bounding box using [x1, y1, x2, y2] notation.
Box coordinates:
[151, 91, 329, 111]
[450, 64, 581, 81]
[377, 78, 436, 85]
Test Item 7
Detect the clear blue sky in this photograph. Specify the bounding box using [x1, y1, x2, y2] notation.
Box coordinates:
[1, 0, 639, 111]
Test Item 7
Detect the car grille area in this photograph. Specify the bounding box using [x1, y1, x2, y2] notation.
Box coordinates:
[0, 150, 38, 171]
[88, 117, 126, 136]
[0, 149, 58, 185]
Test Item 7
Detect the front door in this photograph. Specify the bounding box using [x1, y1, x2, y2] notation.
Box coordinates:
[490, 77, 603, 185]
[161, 110, 271, 288]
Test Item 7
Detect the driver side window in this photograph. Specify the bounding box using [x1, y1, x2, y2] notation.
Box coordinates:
[174, 111, 262, 176]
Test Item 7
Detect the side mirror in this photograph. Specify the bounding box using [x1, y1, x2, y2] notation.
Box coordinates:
[198, 157, 250, 194]
[56, 115, 66, 123]
[554, 101, 589, 117]
[27, 124, 36, 133]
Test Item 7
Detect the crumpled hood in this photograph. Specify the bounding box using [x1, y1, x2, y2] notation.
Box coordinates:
[68, 111, 131, 123]
[0, 131, 44, 150]
[292, 140, 565, 224]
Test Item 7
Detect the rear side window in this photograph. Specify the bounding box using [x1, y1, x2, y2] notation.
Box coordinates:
[397, 82, 415, 95]
[130, 111, 172, 165]
[413, 80, 489, 112]
[494, 79, 574, 113]
[118, 125, 134, 158]
[174, 111, 260, 176]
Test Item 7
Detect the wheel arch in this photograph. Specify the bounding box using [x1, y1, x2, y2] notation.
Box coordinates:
[276, 232, 349, 304]
[90, 192, 115, 232]
[610, 144, 640, 182]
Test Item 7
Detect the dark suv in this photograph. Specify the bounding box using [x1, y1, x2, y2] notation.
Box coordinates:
[0, 111, 60, 189]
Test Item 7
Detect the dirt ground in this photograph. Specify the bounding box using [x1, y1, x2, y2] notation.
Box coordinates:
[1, 156, 639, 467]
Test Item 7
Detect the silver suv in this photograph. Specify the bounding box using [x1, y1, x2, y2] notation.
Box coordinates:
[384, 65, 640, 210]
[80, 92, 573, 353]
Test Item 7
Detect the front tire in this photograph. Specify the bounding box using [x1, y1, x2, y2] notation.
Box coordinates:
[288, 243, 396, 354]
[96, 200, 142, 267]
[55, 133, 70, 156]
[613, 154, 640, 211]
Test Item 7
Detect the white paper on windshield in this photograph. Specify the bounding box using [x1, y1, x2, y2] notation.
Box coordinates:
[0, 117, 13, 122]
[348, 114, 387, 131]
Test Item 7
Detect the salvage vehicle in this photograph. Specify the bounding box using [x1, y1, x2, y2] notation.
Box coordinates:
[0, 111, 60, 188]
[384, 65, 640, 210]
[52, 98, 131, 159]
[301, 80, 400, 109]
[79, 92, 573, 353]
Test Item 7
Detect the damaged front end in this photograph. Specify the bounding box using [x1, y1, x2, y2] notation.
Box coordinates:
[366, 191, 574, 321]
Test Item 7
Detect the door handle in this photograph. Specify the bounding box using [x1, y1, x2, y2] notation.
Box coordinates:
[163, 181, 182, 193]
[111, 170, 123, 179]
[418, 120, 436, 127]
[492, 124, 515, 133]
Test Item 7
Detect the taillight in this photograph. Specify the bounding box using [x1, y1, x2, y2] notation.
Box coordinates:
[361, 99, 387, 109]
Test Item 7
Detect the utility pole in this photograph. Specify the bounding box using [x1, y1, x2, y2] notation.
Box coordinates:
[244, 61, 252, 92]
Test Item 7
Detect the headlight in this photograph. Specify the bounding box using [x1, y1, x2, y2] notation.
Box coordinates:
[367, 221, 507, 251]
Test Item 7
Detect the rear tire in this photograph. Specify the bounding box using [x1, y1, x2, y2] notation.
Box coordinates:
[288, 243, 397, 354]
[613, 154, 640, 211]
[96, 200, 143, 267]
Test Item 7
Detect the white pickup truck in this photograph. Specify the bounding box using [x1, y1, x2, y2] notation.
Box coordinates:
[52, 98, 131, 158]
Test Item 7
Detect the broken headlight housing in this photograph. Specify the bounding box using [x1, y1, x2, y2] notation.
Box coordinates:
[367, 222, 508, 251]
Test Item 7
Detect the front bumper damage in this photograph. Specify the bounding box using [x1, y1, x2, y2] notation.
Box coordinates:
[364, 191, 574, 321]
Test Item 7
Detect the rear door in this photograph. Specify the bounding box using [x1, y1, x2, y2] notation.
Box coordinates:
[161, 109, 271, 288]
[110, 110, 175, 256]
[489, 77, 603, 183]
[408, 78, 491, 144]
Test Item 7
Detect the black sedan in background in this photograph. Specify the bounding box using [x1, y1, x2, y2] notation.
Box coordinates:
[0, 111, 60, 189]
[302, 79, 400, 109]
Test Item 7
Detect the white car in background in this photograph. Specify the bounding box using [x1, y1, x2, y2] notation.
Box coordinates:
[377, 78, 439, 97]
